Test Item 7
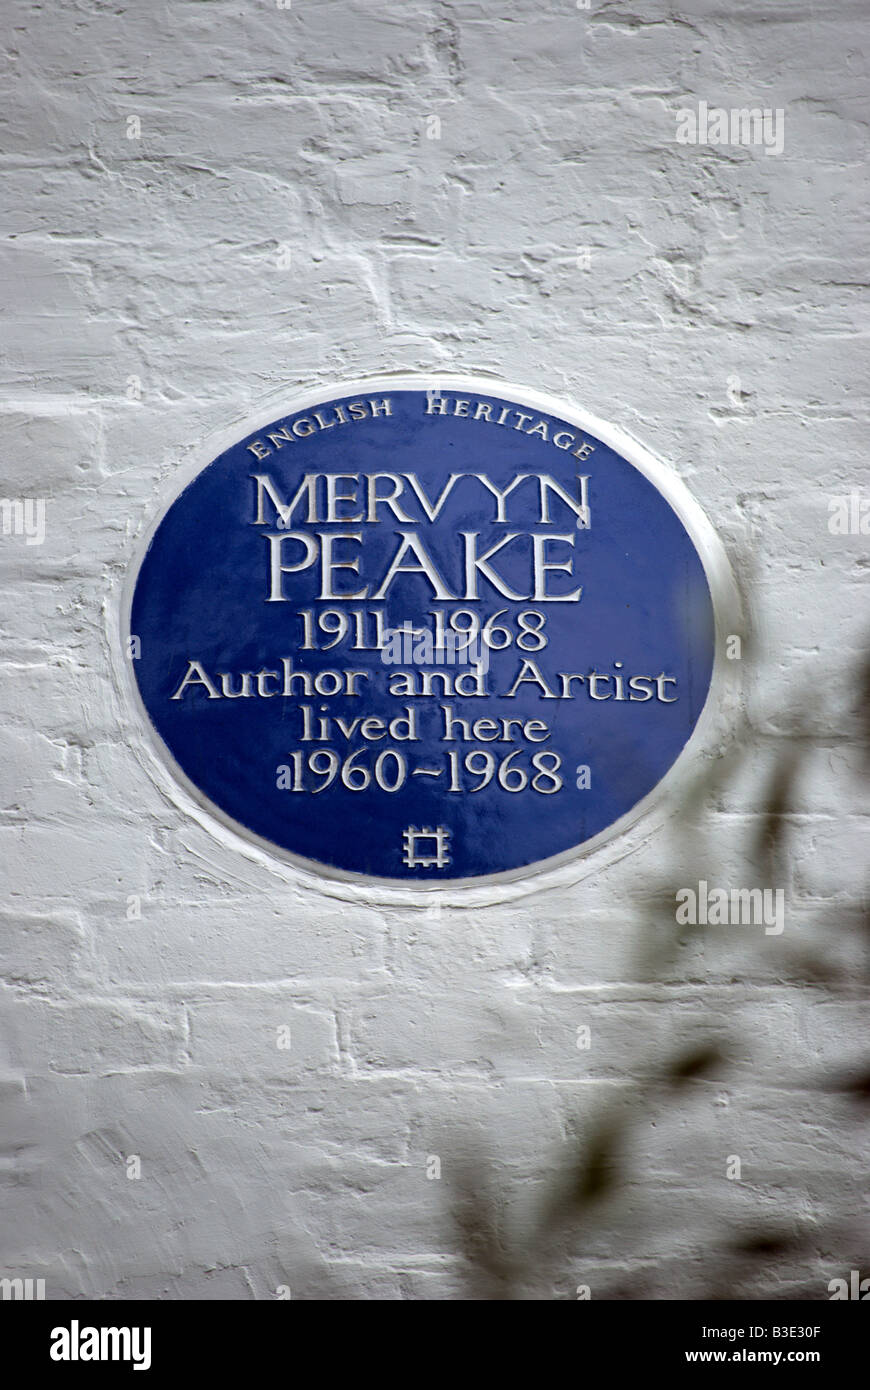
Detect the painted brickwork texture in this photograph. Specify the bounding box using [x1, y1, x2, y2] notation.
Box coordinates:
[1, 1, 868, 1300]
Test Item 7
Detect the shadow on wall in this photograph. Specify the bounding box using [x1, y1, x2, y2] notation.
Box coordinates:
[442, 640, 870, 1300]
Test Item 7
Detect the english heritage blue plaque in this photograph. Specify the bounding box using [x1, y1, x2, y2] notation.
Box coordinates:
[126, 377, 724, 885]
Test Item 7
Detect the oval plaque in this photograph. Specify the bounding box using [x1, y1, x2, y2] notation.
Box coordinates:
[126, 377, 727, 885]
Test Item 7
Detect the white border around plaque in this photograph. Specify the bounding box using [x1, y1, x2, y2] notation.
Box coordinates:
[114, 373, 743, 906]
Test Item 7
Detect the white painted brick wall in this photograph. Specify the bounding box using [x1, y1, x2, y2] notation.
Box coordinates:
[1, 0, 867, 1300]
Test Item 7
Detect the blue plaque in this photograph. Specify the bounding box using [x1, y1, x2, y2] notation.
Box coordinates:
[125, 377, 730, 886]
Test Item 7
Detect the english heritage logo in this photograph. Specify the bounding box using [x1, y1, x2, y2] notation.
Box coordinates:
[125, 377, 735, 885]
